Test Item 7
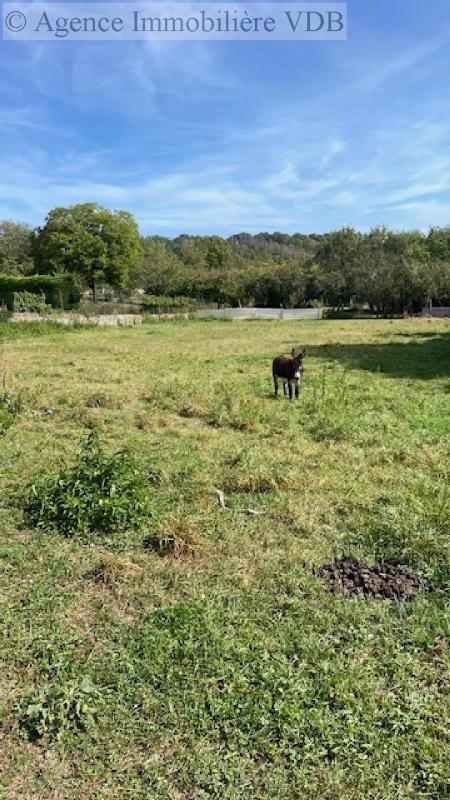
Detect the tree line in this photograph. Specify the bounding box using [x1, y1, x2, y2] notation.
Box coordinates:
[1, 203, 450, 314]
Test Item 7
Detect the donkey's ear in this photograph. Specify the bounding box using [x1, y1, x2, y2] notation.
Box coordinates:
[301, 348, 306, 357]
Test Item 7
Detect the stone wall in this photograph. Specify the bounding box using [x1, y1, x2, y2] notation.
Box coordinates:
[10, 312, 144, 326]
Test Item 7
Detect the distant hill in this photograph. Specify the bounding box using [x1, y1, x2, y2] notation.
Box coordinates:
[228, 232, 325, 259]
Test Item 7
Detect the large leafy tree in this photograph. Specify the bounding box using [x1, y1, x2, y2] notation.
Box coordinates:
[173, 235, 232, 270]
[358, 228, 430, 316]
[427, 227, 450, 304]
[316, 227, 362, 308]
[33, 203, 142, 300]
[173, 235, 208, 269]
[203, 236, 232, 270]
[241, 256, 314, 308]
[133, 236, 184, 293]
[0, 220, 34, 275]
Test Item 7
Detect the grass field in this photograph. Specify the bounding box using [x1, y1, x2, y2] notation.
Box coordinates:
[1, 317, 449, 800]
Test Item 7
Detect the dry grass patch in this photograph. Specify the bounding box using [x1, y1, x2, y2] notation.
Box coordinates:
[1, 736, 73, 800]
[224, 464, 299, 494]
[135, 411, 172, 429]
[143, 513, 204, 560]
[178, 404, 206, 420]
[134, 412, 153, 431]
[63, 582, 139, 641]
[61, 587, 103, 644]
[88, 553, 143, 586]
[84, 391, 127, 410]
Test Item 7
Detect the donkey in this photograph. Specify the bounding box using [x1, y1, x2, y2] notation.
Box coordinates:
[272, 348, 305, 400]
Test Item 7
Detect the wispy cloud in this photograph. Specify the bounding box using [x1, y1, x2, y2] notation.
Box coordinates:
[0, 107, 52, 130]
[3, 106, 450, 234]
[351, 29, 450, 93]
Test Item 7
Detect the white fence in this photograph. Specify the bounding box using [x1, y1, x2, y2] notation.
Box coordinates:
[421, 307, 450, 318]
[195, 307, 324, 320]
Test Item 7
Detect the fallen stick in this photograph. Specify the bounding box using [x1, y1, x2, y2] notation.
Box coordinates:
[212, 488, 265, 516]
[214, 488, 227, 509]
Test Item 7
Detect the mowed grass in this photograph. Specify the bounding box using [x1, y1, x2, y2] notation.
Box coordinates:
[0, 318, 449, 800]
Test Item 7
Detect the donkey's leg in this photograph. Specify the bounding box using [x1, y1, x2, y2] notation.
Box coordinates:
[295, 379, 299, 400]
[288, 380, 293, 400]
[273, 376, 279, 397]
[283, 381, 287, 396]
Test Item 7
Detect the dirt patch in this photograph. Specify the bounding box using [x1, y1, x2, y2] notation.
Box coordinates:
[317, 557, 430, 600]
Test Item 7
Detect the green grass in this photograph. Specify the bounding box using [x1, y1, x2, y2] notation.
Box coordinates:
[0, 318, 449, 799]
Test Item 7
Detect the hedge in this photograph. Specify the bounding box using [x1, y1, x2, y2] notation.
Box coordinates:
[0, 274, 81, 310]
[140, 294, 198, 313]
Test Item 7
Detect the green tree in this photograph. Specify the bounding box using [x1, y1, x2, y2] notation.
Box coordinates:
[358, 228, 430, 316]
[204, 236, 232, 270]
[173, 235, 208, 269]
[173, 235, 232, 271]
[427, 227, 450, 261]
[33, 203, 142, 300]
[196, 268, 244, 307]
[394, 230, 431, 314]
[239, 257, 313, 308]
[316, 227, 361, 308]
[427, 228, 450, 305]
[132, 236, 183, 293]
[0, 220, 33, 275]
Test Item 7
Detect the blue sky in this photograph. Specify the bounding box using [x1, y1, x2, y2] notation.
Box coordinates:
[2, 0, 450, 235]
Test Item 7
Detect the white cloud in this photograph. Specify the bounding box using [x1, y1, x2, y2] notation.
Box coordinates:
[3, 104, 450, 235]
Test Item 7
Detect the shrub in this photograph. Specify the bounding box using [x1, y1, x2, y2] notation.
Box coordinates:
[0, 407, 13, 434]
[13, 290, 50, 313]
[0, 390, 27, 416]
[0, 390, 27, 434]
[14, 677, 100, 741]
[25, 431, 152, 539]
[0, 273, 81, 310]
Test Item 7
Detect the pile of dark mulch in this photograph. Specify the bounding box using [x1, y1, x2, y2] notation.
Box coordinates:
[316, 557, 430, 600]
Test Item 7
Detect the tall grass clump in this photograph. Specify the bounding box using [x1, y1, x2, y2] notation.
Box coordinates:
[25, 431, 151, 539]
[0, 385, 28, 433]
[0, 407, 13, 434]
